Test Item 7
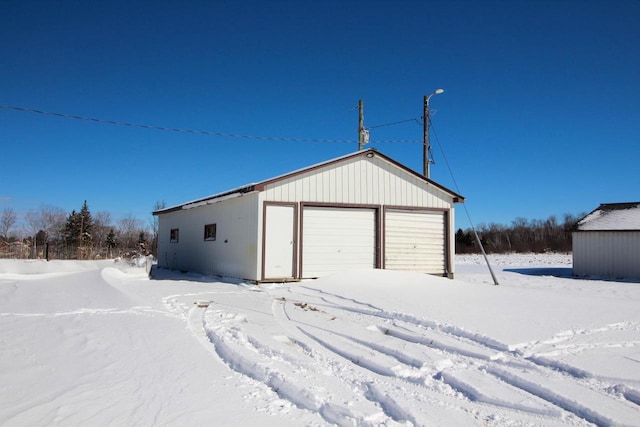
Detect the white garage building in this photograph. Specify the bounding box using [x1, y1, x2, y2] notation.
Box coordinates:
[573, 202, 640, 279]
[153, 149, 464, 282]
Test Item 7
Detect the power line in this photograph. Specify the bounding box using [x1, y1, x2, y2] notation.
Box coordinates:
[368, 117, 421, 129]
[0, 104, 421, 144]
[430, 120, 500, 285]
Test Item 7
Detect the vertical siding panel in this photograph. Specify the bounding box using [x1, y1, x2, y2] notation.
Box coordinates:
[386, 168, 393, 204]
[369, 161, 377, 204]
[347, 161, 354, 203]
[323, 169, 330, 202]
[329, 168, 334, 202]
[379, 161, 386, 204]
[284, 178, 291, 201]
[313, 172, 318, 201]
[354, 161, 360, 203]
[301, 176, 311, 200]
[343, 164, 350, 202]
[363, 161, 370, 204]
[324, 168, 331, 202]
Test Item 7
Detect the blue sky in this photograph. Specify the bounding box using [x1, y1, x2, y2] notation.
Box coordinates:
[1, 0, 638, 232]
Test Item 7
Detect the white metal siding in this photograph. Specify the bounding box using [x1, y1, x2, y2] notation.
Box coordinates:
[573, 231, 640, 279]
[157, 193, 260, 280]
[385, 210, 446, 274]
[262, 156, 453, 209]
[302, 207, 376, 278]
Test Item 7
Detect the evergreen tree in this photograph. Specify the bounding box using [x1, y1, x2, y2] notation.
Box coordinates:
[64, 201, 94, 248]
[78, 200, 94, 245]
[64, 210, 80, 247]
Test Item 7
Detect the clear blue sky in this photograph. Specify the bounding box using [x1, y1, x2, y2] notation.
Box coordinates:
[1, 0, 638, 232]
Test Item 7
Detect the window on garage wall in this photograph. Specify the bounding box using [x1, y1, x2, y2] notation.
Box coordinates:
[204, 223, 217, 241]
[170, 228, 179, 243]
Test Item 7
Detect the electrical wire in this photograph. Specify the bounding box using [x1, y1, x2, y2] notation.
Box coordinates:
[368, 117, 421, 129]
[0, 104, 421, 144]
[429, 120, 500, 285]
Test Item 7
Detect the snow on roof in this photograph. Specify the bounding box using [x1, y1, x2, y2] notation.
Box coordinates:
[576, 202, 640, 231]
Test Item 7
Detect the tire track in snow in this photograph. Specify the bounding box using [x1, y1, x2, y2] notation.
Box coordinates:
[487, 365, 640, 427]
[277, 299, 481, 425]
[284, 286, 640, 425]
[296, 286, 509, 352]
[175, 283, 639, 426]
[198, 297, 393, 426]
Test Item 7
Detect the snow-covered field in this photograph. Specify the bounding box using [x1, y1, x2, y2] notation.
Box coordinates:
[1, 254, 639, 426]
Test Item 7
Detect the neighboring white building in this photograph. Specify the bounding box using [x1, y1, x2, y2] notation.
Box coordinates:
[573, 202, 640, 279]
[153, 149, 464, 282]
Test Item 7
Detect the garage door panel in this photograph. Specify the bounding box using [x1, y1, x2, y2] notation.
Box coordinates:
[302, 207, 376, 278]
[385, 209, 446, 274]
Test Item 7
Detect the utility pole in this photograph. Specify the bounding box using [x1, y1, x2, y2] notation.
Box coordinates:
[423, 95, 430, 177]
[423, 88, 444, 178]
[358, 99, 365, 151]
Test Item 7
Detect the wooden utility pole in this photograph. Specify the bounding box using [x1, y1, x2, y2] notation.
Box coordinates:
[358, 99, 364, 151]
[423, 95, 430, 177]
[423, 88, 444, 178]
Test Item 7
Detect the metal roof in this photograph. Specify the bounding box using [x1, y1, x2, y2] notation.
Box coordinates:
[575, 202, 640, 231]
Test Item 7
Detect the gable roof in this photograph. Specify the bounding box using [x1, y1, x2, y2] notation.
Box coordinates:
[154, 148, 465, 215]
[575, 202, 640, 231]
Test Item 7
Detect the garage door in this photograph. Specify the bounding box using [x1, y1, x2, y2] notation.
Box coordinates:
[302, 207, 376, 278]
[385, 209, 446, 274]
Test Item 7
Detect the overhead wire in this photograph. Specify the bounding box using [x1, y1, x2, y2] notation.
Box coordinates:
[429, 119, 500, 285]
[0, 104, 421, 144]
[368, 117, 422, 129]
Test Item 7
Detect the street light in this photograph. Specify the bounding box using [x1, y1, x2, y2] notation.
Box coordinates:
[423, 88, 444, 178]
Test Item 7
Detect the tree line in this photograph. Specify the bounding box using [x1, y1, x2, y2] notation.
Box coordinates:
[3, 202, 584, 259]
[0, 201, 165, 260]
[455, 213, 585, 254]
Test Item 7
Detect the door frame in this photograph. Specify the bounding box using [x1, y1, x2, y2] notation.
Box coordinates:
[299, 202, 382, 279]
[262, 201, 298, 281]
[382, 206, 451, 276]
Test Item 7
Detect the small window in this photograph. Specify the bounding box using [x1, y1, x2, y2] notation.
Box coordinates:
[170, 228, 179, 243]
[204, 223, 217, 241]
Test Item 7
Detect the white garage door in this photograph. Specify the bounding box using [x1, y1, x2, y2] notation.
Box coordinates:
[385, 209, 446, 274]
[302, 207, 376, 278]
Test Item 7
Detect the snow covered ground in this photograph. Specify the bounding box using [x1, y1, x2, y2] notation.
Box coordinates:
[1, 254, 639, 426]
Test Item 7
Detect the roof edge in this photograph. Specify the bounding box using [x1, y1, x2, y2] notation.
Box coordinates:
[153, 185, 256, 215]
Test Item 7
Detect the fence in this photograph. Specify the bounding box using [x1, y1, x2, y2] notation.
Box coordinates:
[0, 241, 147, 261]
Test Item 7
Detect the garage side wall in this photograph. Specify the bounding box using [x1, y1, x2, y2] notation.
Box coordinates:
[157, 193, 260, 280]
[573, 231, 640, 279]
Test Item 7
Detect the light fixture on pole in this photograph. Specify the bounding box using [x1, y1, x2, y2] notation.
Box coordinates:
[423, 88, 444, 178]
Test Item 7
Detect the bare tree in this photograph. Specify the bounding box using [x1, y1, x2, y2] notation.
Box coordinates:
[25, 210, 42, 239]
[1, 208, 17, 240]
[40, 205, 66, 242]
[118, 213, 144, 251]
[93, 211, 112, 254]
[150, 200, 166, 256]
